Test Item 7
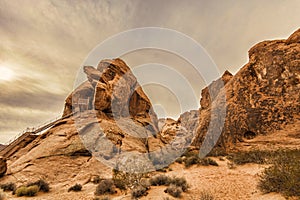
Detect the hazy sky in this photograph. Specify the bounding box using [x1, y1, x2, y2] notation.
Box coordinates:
[0, 0, 299, 143]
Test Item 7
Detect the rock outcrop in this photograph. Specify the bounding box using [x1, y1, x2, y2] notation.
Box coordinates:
[63, 58, 159, 134]
[192, 28, 300, 152]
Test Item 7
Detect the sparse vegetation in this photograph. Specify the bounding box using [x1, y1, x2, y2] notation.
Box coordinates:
[199, 158, 219, 166]
[91, 175, 102, 184]
[27, 179, 50, 192]
[184, 153, 219, 168]
[131, 185, 148, 199]
[164, 184, 182, 198]
[95, 179, 116, 195]
[0, 182, 16, 192]
[184, 155, 199, 167]
[149, 174, 171, 186]
[227, 150, 271, 165]
[207, 147, 228, 157]
[139, 178, 150, 189]
[200, 190, 215, 200]
[15, 185, 39, 197]
[112, 169, 146, 189]
[258, 149, 300, 197]
[169, 177, 189, 192]
[68, 183, 82, 192]
[94, 196, 111, 200]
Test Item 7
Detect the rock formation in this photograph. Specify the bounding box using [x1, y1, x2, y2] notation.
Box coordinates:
[63, 58, 159, 134]
[192, 28, 300, 152]
[0, 29, 299, 195]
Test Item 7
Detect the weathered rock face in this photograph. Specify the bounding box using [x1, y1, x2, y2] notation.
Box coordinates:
[200, 71, 233, 109]
[63, 58, 158, 134]
[62, 58, 164, 172]
[193, 29, 300, 151]
[0, 157, 7, 177]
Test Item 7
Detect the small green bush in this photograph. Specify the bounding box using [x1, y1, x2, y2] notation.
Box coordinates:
[113, 178, 127, 190]
[91, 175, 102, 184]
[200, 190, 215, 200]
[227, 150, 270, 165]
[16, 185, 39, 197]
[0, 182, 16, 192]
[139, 178, 150, 190]
[95, 179, 115, 195]
[185, 156, 218, 168]
[131, 186, 148, 199]
[149, 175, 171, 186]
[199, 158, 218, 166]
[169, 177, 188, 192]
[27, 179, 50, 192]
[68, 183, 82, 192]
[184, 156, 199, 167]
[94, 196, 110, 200]
[175, 157, 183, 164]
[258, 149, 300, 197]
[164, 184, 182, 198]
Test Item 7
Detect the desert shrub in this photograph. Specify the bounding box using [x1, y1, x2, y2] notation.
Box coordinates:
[95, 179, 115, 195]
[200, 190, 215, 200]
[139, 178, 150, 189]
[112, 169, 146, 189]
[185, 156, 218, 168]
[94, 196, 111, 200]
[15, 185, 39, 197]
[131, 186, 148, 199]
[0, 189, 6, 200]
[91, 175, 102, 184]
[199, 158, 219, 166]
[184, 155, 199, 167]
[164, 184, 182, 198]
[169, 177, 188, 192]
[27, 179, 50, 192]
[0, 182, 16, 192]
[227, 162, 236, 169]
[149, 175, 171, 186]
[175, 157, 183, 164]
[207, 147, 228, 157]
[258, 149, 300, 197]
[68, 183, 82, 192]
[227, 150, 271, 165]
[113, 178, 127, 190]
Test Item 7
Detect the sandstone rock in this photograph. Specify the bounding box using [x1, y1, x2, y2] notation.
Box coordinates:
[286, 28, 300, 44]
[0, 157, 7, 177]
[200, 70, 233, 109]
[63, 81, 94, 116]
[63, 58, 159, 134]
[192, 28, 300, 152]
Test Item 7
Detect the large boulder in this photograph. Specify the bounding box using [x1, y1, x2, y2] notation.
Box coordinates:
[192, 28, 300, 152]
[63, 58, 159, 134]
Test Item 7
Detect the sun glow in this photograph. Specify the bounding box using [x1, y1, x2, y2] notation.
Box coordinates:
[0, 65, 15, 81]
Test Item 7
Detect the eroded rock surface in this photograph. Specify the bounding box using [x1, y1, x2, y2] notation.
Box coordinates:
[192, 29, 300, 152]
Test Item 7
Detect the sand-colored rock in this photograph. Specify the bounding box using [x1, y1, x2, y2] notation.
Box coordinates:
[192, 28, 300, 152]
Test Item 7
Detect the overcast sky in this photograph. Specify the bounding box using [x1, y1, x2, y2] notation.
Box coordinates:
[0, 0, 299, 143]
